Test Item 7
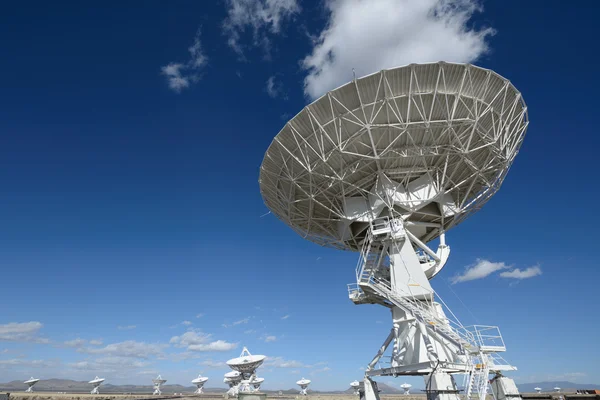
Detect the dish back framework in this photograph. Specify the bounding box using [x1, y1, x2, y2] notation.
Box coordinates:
[260, 62, 529, 400]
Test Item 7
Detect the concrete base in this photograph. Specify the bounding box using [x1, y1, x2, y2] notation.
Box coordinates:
[238, 393, 267, 400]
[491, 376, 522, 400]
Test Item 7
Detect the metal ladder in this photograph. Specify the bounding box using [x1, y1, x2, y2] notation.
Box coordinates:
[360, 273, 476, 354]
[465, 363, 490, 400]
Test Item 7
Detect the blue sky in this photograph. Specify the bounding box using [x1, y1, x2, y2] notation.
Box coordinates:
[0, 0, 599, 391]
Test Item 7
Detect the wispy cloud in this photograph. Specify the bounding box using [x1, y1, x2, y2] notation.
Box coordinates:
[0, 358, 57, 368]
[265, 76, 287, 99]
[182, 320, 193, 326]
[452, 259, 542, 284]
[499, 266, 542, 280]
[280, 314, 290, 320]
[222, 317, 250, 328]
[0, 321, 49, 343]
[200, 359, 228, 369]
[302, 0, 494, 99]
[64, 338, 87, 348]
[310, 366, 331, 376]
[189, 340, 238, 352]
[263, 335, 277, 342]
[161, 28, 208, 93]
[223, 0, 300, 57]
[170, 329, 238, 352]
[451, 259, 509, 284]
[117, 325, 137, 331]
[264, 356, 305, 368]
[68, 356, 150, 373]
[89, 339, 103, 346]
[78, 340, 167, 359]
[196, 313, 205, 318]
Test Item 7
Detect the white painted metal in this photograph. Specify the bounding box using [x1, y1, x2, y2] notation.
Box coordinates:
[535, 387, 542, 393]
[251, 377, 265, 392]
[192, 374, 209, 394]
[297, 378, 311, 396]
[259, 62, 528, 400]
[351, 380, 360, 395]
[490, 375, 521, 400]
[554, 388, 561, 393]
[89, 376, 105, 394]
[401, 383, 412, 395]
[24, 377, 39, 393]
[260, 62, 528, 253]
[225, 371, 242, 397]
[152, 375, 167, 395]
[226, 347, 266, 397]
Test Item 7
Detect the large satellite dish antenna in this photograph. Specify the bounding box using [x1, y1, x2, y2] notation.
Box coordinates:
[400, 383, 412, 395]
[260, 62, 529, 400]
[152, 375, 167, 395]
[296, 378, 311, 396]
[226, 347, 266, 396]
[535, 387, 542, 393]
[89, 376, 105, 394]
[350, 380, 360, 395]
[24, 377, 40, 393]
[554, 387, 561, 393]
[192, 374, 209, 394]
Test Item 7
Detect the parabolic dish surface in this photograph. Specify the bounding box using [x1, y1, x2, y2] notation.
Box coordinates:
[260, 62, 528, 251]
[226, 354, 266, 372]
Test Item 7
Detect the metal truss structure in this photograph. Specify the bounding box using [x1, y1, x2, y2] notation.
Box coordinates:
[260, 62, 528, 252]
[260, 62, 529, 400]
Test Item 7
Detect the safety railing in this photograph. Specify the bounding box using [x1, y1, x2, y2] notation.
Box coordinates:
[465, 325, 506, 353]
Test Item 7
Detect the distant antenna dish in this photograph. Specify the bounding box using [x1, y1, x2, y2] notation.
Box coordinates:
[89, 376, 105, 395]
[252, 377, 265, 392]
[225, 347, 266, 397]
[554, 387, 561, 393]
[296, 378, 311, 396]
[192, 374, 209, 394]
[24, 377, 40, 393]
[260, 62, 529, 400]
[535, 388, 542, 393]
[350, 380, 360, 395]
[400, 383, 412, 395]
[152, 375, 167, 395]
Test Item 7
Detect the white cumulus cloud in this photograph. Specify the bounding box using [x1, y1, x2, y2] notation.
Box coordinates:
[451, 259, 509, 284]
[223, 0, 300, 57]
[302, 0, 494, 99]
[188, 340, 238, 352]
[161, 28, 208, 93]
[500, 266, 542, 280]
[170, 330, 212, 348]
[0, 321, 49, 343]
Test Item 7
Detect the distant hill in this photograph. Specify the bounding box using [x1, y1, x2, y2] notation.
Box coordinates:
[517, 382, 599, 393]
[0, 379, 222, 394]
[3, 378, 596, 395]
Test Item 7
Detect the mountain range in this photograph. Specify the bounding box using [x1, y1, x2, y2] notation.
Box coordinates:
[0, 379, 597, 394]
